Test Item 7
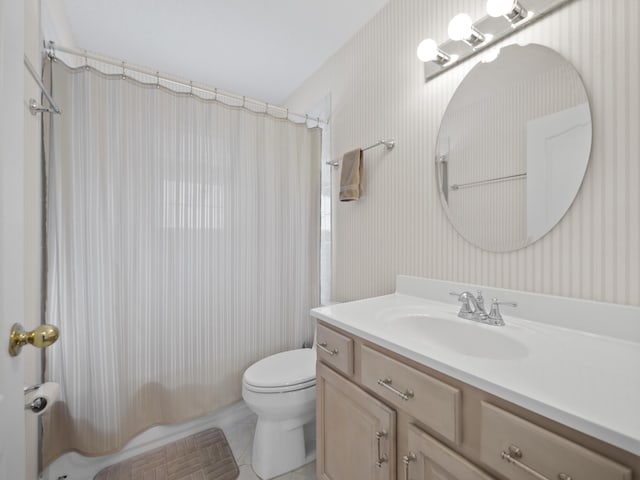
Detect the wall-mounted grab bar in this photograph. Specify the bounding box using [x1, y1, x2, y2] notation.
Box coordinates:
[24, 55, 62, 115]
[450, 172, 526, 191]
[326, 139, 395, 167]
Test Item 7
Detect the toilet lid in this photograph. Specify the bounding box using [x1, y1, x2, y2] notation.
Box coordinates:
[243, 348, 316, 390]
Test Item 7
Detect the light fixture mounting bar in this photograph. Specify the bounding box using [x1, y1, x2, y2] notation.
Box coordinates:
[463, 26, 486, 47]
[505, 1, 529, 23]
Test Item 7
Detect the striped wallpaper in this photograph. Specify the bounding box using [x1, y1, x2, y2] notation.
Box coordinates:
[286, 0, 640, 307]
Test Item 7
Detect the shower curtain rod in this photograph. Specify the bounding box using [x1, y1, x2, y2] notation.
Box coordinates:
[46, 41, 326, 127]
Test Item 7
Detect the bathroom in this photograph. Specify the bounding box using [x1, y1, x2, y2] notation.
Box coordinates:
[1, 0, 638, 479]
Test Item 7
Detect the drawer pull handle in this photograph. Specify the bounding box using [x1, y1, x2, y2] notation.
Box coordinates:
[377, 377, 414, 401]
[403, 452, 416, 480]
[500, 445, 573, 480]
[375, 430, 388, 467]
[316, 341, 339, 356]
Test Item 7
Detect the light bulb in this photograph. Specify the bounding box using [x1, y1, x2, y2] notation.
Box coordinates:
[416, 38, 439, 62]
[481, 47, 500, 63]
[448, 13, 473, 41]
[486, 0, 514, 17]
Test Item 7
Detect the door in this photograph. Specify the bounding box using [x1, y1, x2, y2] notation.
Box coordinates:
[404, 424, 494, 480]
[316, 362, 396, 480]
[1, 0, 27, 477]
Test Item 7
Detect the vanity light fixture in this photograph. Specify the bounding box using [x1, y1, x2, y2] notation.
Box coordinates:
[417, 0, 572, 83]
[447, 13, 486, 47]
[416, 38, 451, 65]
[486, 0, 531, 24]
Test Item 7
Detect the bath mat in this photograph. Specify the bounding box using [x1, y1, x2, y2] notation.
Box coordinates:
[94, 427, 239, 480]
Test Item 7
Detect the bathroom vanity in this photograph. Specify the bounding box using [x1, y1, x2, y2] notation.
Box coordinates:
[311, 276, 640, 480]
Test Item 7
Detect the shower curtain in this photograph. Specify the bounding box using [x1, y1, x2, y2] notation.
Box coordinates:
[43, 59, 321, 464]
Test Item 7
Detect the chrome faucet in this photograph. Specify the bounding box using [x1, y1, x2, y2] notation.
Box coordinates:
[450, 291, 486, 320]
[450, 291, 516, 326]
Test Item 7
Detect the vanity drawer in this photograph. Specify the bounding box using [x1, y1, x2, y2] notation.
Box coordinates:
[316, 323, 354, 376]
[480, 402, 632, 480]
[361, 345, 461, 444]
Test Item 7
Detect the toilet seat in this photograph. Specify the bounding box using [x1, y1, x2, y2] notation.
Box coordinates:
[243, 378, 315, 394]
[243, 348, 316, 393]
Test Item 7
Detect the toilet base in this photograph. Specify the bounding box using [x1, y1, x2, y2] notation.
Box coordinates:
[252, 417, 315, 479]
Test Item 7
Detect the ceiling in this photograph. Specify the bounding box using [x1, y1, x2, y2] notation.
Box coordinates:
[60, 0, 389, 105]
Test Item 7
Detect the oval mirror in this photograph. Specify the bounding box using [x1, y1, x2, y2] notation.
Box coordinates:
[435, 43, 592, 252]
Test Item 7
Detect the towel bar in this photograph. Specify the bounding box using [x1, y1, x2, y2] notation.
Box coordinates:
[327, 139, 395, 167]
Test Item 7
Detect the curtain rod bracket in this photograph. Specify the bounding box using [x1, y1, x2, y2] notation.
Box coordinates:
[28, 98, 57, 115]
[24, 54, 63, 115]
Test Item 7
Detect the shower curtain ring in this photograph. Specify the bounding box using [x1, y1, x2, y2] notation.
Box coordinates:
[121, 61, 126, 79]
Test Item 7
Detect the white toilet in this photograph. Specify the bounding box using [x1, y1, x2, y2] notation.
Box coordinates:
[242, 347, 316, 479]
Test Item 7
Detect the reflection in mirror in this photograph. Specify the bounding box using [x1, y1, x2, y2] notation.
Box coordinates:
[436, 43, 591, 252]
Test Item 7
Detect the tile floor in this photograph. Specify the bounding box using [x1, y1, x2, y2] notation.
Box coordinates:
[224, 409, 316, 480]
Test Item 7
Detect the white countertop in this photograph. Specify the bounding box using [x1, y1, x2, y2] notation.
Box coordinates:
[311, 276, 640, 455]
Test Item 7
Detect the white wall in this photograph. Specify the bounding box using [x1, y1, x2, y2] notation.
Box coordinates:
[286, 0, 640, 307]
[41, 0, 75, 47]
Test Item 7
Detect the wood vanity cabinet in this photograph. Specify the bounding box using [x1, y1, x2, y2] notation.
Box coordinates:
[315, 321, 638, 480]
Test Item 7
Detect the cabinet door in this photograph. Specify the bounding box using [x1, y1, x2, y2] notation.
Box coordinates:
[317, 362, 396, 480]
[404, 424, 494, 480]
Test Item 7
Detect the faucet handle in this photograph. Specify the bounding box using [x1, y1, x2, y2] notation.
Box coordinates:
[450, 291, 473, 315]
[476, 290, 485, 310]
[487, 298, 517, 326]
[492, 299, 517, 308]
[449, 292, 466, 304]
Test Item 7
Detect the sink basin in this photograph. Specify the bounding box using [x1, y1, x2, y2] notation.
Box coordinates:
[378, 307, 529, 360]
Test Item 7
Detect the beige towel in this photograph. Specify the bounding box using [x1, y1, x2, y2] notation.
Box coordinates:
[339, 149, 363, 201]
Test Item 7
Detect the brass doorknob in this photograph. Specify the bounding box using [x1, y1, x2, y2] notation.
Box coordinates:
[9, 323, 59, 357]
